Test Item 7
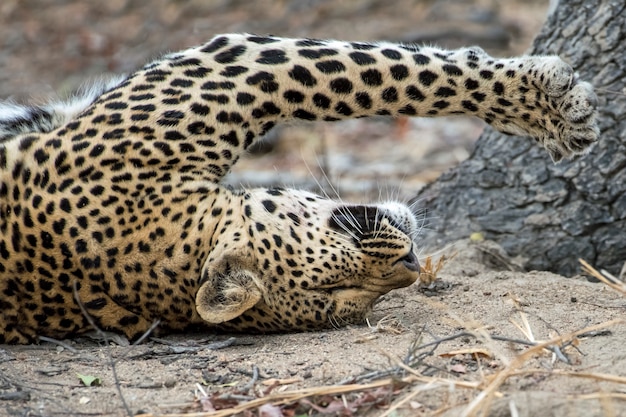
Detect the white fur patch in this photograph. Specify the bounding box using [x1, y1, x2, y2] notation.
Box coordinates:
[0, 76, 125, 141]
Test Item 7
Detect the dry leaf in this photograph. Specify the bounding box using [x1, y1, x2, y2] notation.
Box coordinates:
[410, 400, 423, 409]
[259, 403, 284, 417]
[200, 397, 215, 413]
[449, 364, 467, 374]
[301, 398, 349, 414]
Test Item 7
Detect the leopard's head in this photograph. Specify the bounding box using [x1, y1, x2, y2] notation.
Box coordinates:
[195, 188, 420, 331]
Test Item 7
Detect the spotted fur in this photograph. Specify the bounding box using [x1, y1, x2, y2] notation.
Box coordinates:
[0, 34, 598, 344]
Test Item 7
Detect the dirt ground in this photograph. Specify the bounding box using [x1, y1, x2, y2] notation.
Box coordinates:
[2, 1, 626, 416]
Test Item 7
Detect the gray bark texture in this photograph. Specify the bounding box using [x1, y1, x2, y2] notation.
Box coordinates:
[415, 0, 626, 276]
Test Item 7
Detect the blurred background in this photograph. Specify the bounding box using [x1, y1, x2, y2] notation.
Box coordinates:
[0, 0, 549, 201]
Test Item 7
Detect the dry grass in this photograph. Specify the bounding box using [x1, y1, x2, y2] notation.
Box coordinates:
[580, 258, 626, 296]
[418, 254, 454, 286]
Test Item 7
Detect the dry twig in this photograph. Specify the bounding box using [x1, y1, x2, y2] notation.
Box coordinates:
[71, 281, 159, 416]
[580, 258, 626, 296]
[72, 281, 134, 417]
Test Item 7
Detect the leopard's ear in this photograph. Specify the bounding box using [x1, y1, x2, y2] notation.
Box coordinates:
[195, 266, 262, 324]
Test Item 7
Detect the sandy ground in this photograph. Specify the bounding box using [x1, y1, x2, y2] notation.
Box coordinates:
[2, 241, 624, 416]
[3, 1, 626, 416]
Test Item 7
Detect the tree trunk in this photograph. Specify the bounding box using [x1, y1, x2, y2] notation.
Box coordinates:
[415, 0, 626, 276]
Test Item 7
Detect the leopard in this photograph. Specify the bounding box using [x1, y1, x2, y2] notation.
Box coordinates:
[0, 34, 598, 344]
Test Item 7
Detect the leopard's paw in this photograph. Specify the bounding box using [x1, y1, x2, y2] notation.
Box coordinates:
[521, 57, 598, 162]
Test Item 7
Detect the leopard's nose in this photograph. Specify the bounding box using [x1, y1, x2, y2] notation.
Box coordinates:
[401, 250, 420, 272]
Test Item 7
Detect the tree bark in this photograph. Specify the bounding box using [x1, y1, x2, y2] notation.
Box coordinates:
[415, 0, 626, 276]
